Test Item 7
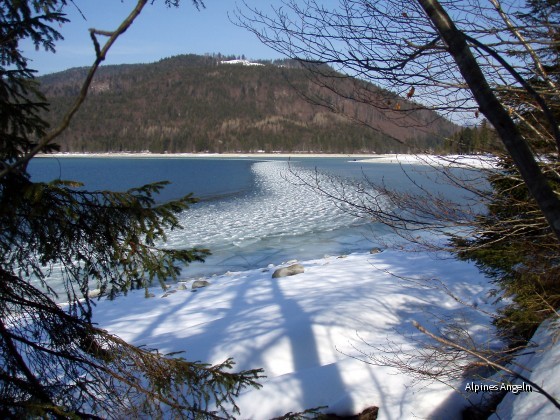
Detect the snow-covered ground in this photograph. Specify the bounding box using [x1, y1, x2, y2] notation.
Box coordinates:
[356, 154, 498, 169]
[489, 318, 560, 419]
[40, 152, 499, 170]
[39, 153, 556, 417]
[90, 245, 558, 418]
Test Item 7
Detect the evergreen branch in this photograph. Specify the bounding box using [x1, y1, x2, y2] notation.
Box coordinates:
[0, 0, 150, 181]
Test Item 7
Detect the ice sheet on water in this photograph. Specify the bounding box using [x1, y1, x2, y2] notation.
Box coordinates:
[166, 160, 388, 276]
[33, 161, 387, 300]
[167, 161, 374, 250]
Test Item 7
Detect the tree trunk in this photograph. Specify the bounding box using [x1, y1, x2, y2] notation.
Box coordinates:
[417, 0, 560, 243]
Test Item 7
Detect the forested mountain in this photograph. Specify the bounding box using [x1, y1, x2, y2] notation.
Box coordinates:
[39, 54, 458, 154]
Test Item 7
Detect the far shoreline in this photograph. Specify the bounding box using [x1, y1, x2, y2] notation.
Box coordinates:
[36, 152, 497, 168]
[36, 151, 381, 159]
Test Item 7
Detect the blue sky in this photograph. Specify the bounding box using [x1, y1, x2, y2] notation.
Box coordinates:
[24, 1, 285, 75]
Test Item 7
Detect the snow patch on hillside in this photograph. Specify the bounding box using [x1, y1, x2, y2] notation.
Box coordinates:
[220, 59, 264, 66]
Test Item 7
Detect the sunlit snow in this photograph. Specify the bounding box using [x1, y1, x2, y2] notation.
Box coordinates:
[87, 156, 559, 418]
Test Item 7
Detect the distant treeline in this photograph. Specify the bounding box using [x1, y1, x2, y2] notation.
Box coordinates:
[39, 54, 466, 154]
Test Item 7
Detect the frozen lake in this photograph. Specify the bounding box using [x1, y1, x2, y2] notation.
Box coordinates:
[29, 155, 482, 284]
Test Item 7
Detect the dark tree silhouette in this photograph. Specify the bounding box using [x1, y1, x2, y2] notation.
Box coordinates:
[0, 1, 263, 417]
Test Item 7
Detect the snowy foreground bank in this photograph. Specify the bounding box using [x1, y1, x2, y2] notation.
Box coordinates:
[91, 247, 559, 418]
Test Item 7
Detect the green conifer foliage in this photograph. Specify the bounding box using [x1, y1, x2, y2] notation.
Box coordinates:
[0, 1, 263, 417]
[453, 0, 560, 342]
[454, 156, 560, 341]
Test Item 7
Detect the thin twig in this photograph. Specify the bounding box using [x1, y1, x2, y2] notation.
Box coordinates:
[0, 0, 150, 181]
[413, 320, 560, 411]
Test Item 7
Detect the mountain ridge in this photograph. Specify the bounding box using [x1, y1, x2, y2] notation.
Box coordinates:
[39, 54, 458, 154]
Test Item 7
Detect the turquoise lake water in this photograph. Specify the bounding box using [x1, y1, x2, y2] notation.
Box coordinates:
[28, 156, 482, 282]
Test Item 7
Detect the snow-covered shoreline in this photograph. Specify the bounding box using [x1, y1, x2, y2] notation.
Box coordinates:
[355, 153, 498, 168]
[92, 247, 509, 418]
[36, 151, 379, 159]
[92, 246, 559, 418]
[44, 152, 555, 417]
[37, 152, 498, 168]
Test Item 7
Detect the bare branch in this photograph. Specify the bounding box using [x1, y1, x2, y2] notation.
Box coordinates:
[0, 0, 149, 181]
[413, 320, 560, 411]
